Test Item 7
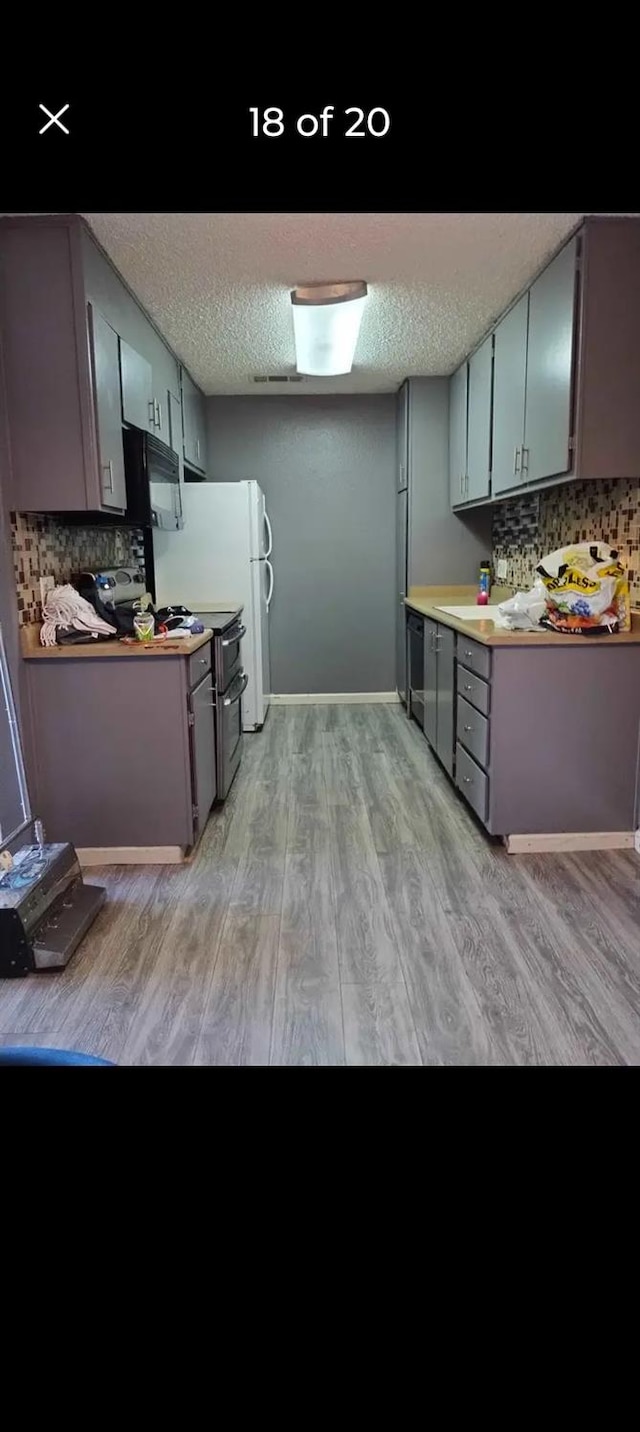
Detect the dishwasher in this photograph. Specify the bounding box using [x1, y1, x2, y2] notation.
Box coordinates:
[407, 612, 425, 728]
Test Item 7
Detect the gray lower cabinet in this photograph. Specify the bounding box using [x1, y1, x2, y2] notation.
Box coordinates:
[120, 337, 154, 433]
[189, 669, 217, 834]
[182, 368, 208, 475]
[422, 618, 455, 773]
[87, 307, 127, 513]
[449, 362, 468, 505]
[454, 634, 640, 835]
[25, 643, 216, 851]
[435, 624, 455, 775]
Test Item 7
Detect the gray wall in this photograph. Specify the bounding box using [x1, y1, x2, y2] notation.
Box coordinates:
[206, 396, 396, 695]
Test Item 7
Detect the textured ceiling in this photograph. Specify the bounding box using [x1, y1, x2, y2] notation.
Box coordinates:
[82, 213, 632, 395]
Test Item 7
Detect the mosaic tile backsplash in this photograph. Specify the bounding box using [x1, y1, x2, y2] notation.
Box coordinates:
[11, 512, 146, 627]
[492, 478, 640, 604]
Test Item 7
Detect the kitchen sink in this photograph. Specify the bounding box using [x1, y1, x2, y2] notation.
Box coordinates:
[435, 604, 504, 619]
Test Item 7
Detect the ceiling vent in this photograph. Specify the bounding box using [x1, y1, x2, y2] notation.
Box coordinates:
[252, 375, 306, 384]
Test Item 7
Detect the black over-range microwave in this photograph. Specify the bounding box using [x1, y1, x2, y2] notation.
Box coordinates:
[123, 428, 183, 532]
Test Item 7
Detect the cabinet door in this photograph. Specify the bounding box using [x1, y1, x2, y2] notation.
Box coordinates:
[435, 623, 455, 776]
[88, 305, 126, 512]
[120, 337, 154, 432]
[182, 369, 207, 472]
[492, 294, 528, 495]
[467, 336, 493, 501]
[396, 487, 408, 701]
[449, 362, 468, 505]
[524, 235, 577, 485]
[396, 600, 407, 704]
[423, 618, 438, 747]
[168, 390, 184, 475]
[397, 382, 409, 490]
[190, 671, 217, 837]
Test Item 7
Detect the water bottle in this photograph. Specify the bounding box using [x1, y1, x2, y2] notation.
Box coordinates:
[477, 561, 492, 606]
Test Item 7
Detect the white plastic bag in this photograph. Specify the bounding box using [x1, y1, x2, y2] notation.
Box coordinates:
[495, 582, 547, 631]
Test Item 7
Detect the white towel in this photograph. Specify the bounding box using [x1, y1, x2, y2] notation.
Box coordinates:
[40, 584, 117, 647]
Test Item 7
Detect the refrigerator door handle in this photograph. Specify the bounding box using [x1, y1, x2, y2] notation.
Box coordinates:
[264, 510, 273, 558]
[265, 558, 274, 611]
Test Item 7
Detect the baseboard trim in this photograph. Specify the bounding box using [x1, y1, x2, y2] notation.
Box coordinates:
[269, 692, 400, 706]
[77, 846, 186, 866]
[505, 831, 635, 855]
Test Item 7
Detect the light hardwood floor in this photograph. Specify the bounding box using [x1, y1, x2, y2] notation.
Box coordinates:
[2, 703, 640, 1065]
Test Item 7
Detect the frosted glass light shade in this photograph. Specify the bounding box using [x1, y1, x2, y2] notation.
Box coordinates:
[291, 281, 368, 376]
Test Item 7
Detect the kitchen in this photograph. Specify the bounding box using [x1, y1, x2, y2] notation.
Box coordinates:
[1, 211, 640, 1064]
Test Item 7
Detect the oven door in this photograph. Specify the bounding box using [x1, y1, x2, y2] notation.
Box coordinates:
[217, 620, 246, 692]
[217, 670, 248, 799]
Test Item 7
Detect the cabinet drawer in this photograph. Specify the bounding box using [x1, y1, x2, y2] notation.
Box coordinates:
[456, 636, 491, 681]
[457, 696, 489, 770]
[457, 665, 490, 716]
[188, 642, 212, 690]
[456, 743, 488, 824]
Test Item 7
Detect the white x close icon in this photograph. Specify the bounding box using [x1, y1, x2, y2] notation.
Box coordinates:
[39, 103, 69, 135]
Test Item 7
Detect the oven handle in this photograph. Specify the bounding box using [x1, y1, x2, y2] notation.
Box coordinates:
[221, 624, 247, 646]
[223, 671, 249, 707]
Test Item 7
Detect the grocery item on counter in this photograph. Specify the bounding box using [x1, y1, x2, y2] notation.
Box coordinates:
[536, 541, 630, 635]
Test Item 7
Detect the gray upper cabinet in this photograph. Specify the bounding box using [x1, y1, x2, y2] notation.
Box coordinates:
[449, 362, 468, 506]
[466, 335, 493, 501]
[397, 381, 409, 490]
[88, 307, 127, 513]
[120, 337, 154, 433]
[0, 214, 185, 515]
[491, 294, 529, 497]
[452, 218, 640, 508]
[523, 235, 577, 486]
[182, 368, 208, 475]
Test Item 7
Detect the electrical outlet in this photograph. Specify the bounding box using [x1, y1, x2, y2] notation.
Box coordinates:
[496, 559, 508, 581]
[39, 575, 55, 607]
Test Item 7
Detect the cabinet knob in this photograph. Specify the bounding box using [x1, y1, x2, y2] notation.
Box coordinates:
[463, 683, 472, 691]
[463, 775, 473, 785]
[464, 724, 473, 733]
[464, 650, 473, 658]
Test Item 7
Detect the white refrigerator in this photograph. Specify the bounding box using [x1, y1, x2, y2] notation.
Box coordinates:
[153, 481, 273, 731]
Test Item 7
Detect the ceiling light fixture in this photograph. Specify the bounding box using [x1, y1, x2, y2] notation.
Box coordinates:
[290, 281, 368, 377]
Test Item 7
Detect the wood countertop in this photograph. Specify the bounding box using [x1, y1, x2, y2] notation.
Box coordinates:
[405, 586, 640, 647]
[21, 627, 214, 659]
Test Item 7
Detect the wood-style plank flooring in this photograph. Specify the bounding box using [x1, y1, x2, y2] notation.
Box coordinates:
[2, 703, 640, 1065]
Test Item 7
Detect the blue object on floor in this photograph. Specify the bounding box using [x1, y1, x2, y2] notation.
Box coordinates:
[0, 1046, 115, 1066]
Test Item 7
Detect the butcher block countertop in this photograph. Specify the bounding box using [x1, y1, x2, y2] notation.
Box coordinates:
[21, 627, 214, 659]
[405, 586, 640, 647]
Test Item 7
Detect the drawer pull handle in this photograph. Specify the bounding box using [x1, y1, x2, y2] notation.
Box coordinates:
[463, 684, 472, 692]
[464, 725, 473, 733]
[463, 776, 473, 785]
